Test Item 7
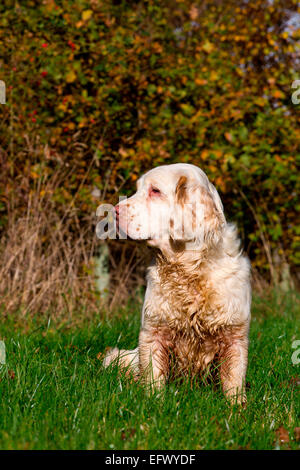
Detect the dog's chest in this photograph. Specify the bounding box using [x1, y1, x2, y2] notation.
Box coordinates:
[143, 264, 233, 374]
[146, 265, 223, 338]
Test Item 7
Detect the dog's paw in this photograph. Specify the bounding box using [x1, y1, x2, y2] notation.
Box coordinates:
[102, 347, 121, 368]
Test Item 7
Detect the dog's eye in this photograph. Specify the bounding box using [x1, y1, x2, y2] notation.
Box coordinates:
[149, 186, 161, 197]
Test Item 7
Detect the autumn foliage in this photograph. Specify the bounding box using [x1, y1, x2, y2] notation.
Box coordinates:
[0, 0, 299, 312]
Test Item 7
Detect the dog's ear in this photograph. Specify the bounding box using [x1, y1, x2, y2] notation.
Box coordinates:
[169, 175, 189, 242]
[170, 174, 225, 246]
[175, 175, 188, 205]
[207, 181, 225, 222]
[189, 181, 225, 246]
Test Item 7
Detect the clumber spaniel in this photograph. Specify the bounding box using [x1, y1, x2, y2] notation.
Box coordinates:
[103, 163, 251, 404]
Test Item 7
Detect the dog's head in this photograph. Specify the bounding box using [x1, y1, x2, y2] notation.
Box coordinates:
[116, 163, 225, 252]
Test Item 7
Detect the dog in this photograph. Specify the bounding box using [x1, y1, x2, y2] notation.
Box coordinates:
[103, 163, 251, 404]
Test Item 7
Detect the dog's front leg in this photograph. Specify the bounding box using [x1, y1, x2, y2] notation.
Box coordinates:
[138, 326, 170, 391]
[219, 325, 249, 405]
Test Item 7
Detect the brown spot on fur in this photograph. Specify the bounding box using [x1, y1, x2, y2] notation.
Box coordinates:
[198, 187, 216, 215]
[175, 176, 188, 206]
[191, 206, 197, 231]
[169, 238, 185, 252]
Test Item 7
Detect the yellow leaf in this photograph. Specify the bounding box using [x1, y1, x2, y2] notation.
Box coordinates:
[66, 70, 77, 83]
[82, 10, 93, 21]
[254, 97, 266, 107]
[210, 71, 219, 81]
[202, 41, 214, 53]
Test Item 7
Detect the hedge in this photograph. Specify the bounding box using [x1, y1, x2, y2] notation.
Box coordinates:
[0, 0, 299, 283]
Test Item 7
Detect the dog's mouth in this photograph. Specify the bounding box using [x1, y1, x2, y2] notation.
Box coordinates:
[115, 209, 151, 242]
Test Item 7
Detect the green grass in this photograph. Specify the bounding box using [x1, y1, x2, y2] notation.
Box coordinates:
[0, 291, 299, 450]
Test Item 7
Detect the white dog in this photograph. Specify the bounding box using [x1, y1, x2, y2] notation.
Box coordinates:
[103, 163, 251, 404]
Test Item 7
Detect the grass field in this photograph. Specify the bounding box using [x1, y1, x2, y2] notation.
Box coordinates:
[0, 291, 299, 450]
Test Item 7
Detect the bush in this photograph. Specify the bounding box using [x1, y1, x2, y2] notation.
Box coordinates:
[0, 0, 299, 312]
